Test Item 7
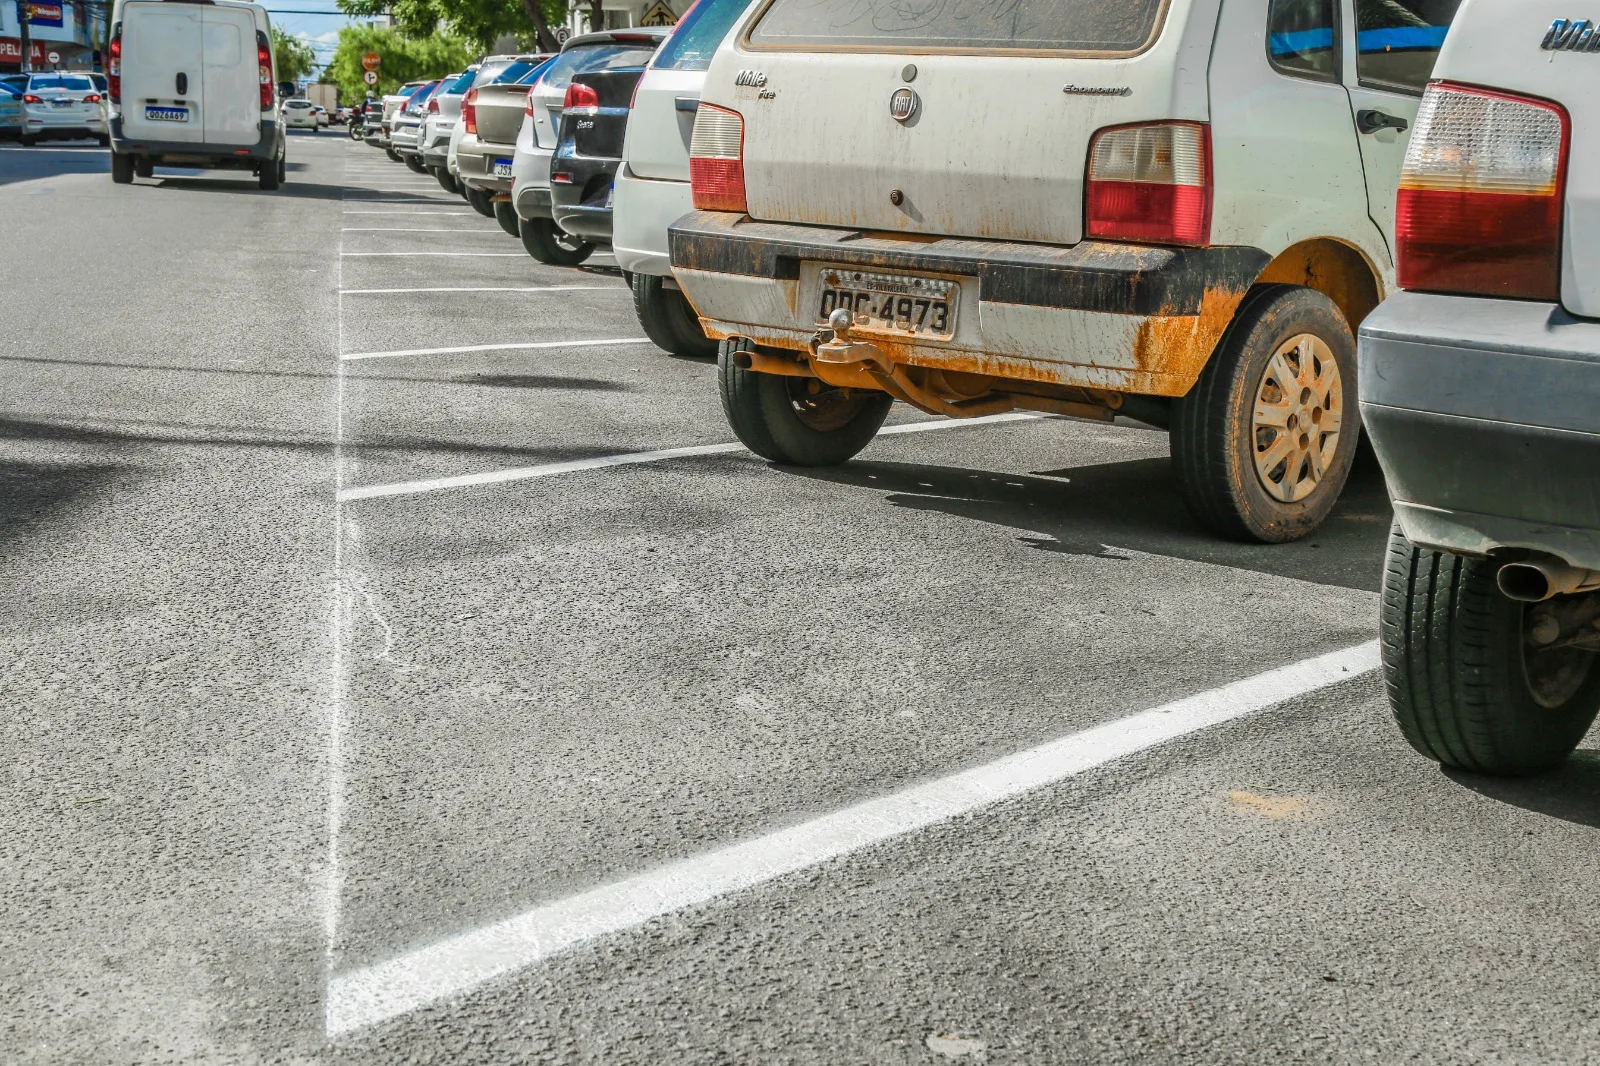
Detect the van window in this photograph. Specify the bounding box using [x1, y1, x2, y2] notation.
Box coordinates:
[1354, 0, 1458, 94]
[1268, 0, 1338, 82]
[654, 0, 751, 71]
[536, 43, 660, 92]
[747, 0, 1166, 54]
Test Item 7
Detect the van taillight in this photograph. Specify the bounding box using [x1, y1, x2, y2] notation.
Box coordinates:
[462, 88, 477, 134]
[563, 82, 599, 111]
[1396, 82, 1568, 301]
[257, 37, 273, 110]
[688, 103, 746, 213]
[108, 33, 121, 104]
[1085, 122, 1211, 246]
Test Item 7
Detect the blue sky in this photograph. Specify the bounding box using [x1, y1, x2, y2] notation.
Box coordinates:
[264, 5, 374, 77]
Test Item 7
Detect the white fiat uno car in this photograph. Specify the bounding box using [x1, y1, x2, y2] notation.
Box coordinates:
[670, 0, 1459, 542]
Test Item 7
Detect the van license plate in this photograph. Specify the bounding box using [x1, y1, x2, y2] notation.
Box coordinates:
[493, 157, 512, 179]
[145, 106, 189, 122]
[817, 270, 956, 339]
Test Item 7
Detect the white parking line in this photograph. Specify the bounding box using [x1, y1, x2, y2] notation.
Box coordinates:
[323, 639, 1380, 1036]
[335, 413, 1042, 502]
[343, 210, 475, 215]
[340, 285, 619, 295]
[340, 252, 531, 258]
[341, 337, 652, 362]
[341, 228, 505, 233]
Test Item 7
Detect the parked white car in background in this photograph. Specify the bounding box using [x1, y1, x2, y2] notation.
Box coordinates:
[14, 72, 108, 146]
[0, 75, 25, 139]
[283, 98, 318, 129]
[614, 0, 752, 356]
[671, 0, 1459, 544]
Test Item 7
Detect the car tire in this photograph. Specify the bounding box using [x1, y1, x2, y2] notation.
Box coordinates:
[404, 153, 425, 174]
[278, 154, 287, 184]
[134, 156, 153, 179]
[432, 166, 457, 194]
[97, 135, 109, 147]
[1380, 522, 1600, 776]
[518, 216, 593, 266]
[466, 187, 495, 218]
[1170, 284, 1360, 543]
[259, 153, 281, 191]
[632, 273, 717, 358]
[20, 134, 37, 146]
[110, 150, 134, 184]
[386, 148, 401, 162]
[718, 337, 893, 466]
[493, 199, 520, 238]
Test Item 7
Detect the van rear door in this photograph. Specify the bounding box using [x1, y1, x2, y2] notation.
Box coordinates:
[120, 0, 205, 143]
[202, 5, 261, 145]
[726, 0, 1218, 246]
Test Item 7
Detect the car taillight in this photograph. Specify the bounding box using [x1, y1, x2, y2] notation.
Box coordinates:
[22, 94, 42, 104]
[462, 88, 477, 134]
[428, 97, 439, 114]
[563, 82, 599, 112]
[1396, 82, 1569, 301]
[84, 93, 101, 104]
[689, 103, 746, 213]
[257, 37, 273, 110]
[1085, 122, 1211, 246]
[109, 33, 121, 103]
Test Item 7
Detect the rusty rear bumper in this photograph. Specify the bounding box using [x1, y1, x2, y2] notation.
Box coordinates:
[668, 211, 1270, 399]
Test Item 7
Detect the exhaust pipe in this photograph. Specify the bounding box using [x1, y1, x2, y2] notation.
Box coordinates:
[1496, 557, 1600, 602]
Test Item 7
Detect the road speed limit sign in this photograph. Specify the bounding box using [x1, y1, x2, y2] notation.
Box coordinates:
[363, 70, 379, 86]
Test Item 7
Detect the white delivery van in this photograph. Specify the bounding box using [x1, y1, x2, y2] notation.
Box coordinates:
[107, 0, 287, 189]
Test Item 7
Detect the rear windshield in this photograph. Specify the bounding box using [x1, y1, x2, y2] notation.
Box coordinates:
[516, 57, 557, 84]
[748, 0, 1167, 54]
[539, 43, 660, 92]
[477, 60, 541, 87]
[444, 69, 476, 94]
[30, 75, 94, 90]
[287, 99, 313, 107]
[654, 0, 751, 71]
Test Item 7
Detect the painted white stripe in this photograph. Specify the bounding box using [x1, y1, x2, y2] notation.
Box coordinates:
[334, 413, 1041, 502]
[342, 210, 474, 215]
[340, 228, 505, 233]
[340, 285, 619, 295]
[324, 640, 1380, 1036]
[340, 337, 653, 362]
[340, 252, 531, 258]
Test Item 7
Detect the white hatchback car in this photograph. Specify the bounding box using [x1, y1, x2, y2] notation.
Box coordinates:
[671, 0, 1461, 543]
[283, 98, 318, 129]
[614, 0, 754, 356]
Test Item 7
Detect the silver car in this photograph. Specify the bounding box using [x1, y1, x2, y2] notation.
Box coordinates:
[389, 79, 441, 171]
[16, 73, 107, 146]
[419, 66, 478, 190]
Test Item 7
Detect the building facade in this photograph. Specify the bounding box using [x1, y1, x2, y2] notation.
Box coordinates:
[0, 1, 105, 73]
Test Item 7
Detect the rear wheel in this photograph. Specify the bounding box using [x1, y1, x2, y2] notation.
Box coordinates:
[493, 199, 520, 238]
[20, 134, 37, 147]
[386, 148, 401, 162]
[631, 272, 716, 358]
[96, 135, 109, 147]
[1170, 285, 1360, 543]
[404, 153, 425, 174]
[518, 216, 593, 266]
[432, 166, 457, 194]
[259, 153, 281, 191]
[1381, 523, 1600, 776]
[718, 337, 893, 466]
[466, 187, 495, 218]
[134, 156, 153, 179]
[110, 151, 133, 184]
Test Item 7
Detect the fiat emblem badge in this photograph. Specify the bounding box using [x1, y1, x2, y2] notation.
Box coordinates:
[889, 86, 918, 123]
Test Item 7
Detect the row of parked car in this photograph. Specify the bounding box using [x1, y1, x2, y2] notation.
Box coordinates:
[355, 0, 1599, 780]
[0, 71, 111, 145]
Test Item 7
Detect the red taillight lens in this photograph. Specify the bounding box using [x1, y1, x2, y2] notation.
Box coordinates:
[84, 93, 101, 104]
[22, 94, 43, 104]
[109, 33, 121, 104]
[1086, 122, 1211, 246]
[563, 82, 599, 111]
[462, 88, 478, 135]
[427, 97, 439, 114]
[257, 38, 273, 110]
[689, 103, 746, 213]
[1396, 82, 1568, 301]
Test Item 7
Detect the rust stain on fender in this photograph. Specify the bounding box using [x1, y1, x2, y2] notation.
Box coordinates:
[1132, 286, 1250, 396]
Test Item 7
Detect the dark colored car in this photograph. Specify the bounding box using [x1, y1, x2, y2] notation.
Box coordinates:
[549, 48, 660, 243]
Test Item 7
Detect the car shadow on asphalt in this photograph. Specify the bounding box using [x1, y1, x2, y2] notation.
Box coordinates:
[785, 448, 1393, 593]
[1446, 750, 1600, 829]
[0, 147, 108, 187]
[0, 459, 127, 546]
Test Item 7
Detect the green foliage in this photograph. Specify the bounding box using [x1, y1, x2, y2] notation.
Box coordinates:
[323, 26, 479, 102]
[336, 0, 570, 53]
[270, 27, 317, 85]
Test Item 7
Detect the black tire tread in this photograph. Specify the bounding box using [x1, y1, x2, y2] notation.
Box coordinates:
[632, 274, 716, 358]
[717, 338, 892, 466]
[110, 151, 134, 184]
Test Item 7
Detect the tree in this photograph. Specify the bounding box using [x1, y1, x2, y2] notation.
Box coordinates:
[271, 27, 318, 85]
[323, 25, 478, 102]
[335, 0, 570, 53]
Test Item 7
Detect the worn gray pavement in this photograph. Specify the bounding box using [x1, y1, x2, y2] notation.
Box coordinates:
[3, 133, 1596, 1065]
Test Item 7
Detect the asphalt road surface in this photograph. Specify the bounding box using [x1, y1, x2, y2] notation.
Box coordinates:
[4, 132, 1598, 1065]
